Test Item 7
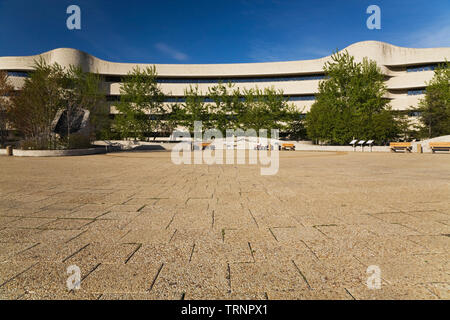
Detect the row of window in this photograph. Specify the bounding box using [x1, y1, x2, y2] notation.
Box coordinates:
[1, 70, 432, 100]
[107, 95, 316, 103]
[108, 113, 308, 121]
[6, 64, 445, 79]
[108, 90, 430, 101]
[5, 67, 440, 83]
[104, 74, 326, 83]
[5, 71, 326, 83]
[109, 111, 422, 121]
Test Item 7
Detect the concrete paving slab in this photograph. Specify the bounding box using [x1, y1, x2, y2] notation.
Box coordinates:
[0, 152, 448, 299]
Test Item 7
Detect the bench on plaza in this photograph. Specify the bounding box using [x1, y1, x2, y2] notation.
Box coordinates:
[281, 143, 295, 151]
[201, 142, 215, 150]
[430, 142, 450, 153]
[390, 142, 412, 153]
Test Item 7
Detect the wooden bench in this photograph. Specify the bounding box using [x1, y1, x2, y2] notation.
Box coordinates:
[201, 142, 212, 150]
[430, 142, 450, 153]
[281, 143, 295, 151]
[390, 142, 412, 153]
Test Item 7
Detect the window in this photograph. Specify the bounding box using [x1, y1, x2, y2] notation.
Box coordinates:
[7, 71, 30, 77]
[104, 75, 123, 82]
[407, 89, 426, 95]
[164, 95, 315, 103]
[408, 111, 422, 117]
[157, 74, 326, 84]
[108, 95, 315, 103]
[288, 95, 316, 101]
[103, 74, 326, 83]
[406, 64, 437, 72]
[106, 95, 120, 102]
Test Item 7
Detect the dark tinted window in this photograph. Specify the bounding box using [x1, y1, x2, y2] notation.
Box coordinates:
[407, 89, 426, 95]
[104, 74, 326, 83]
[7, 71, 30, 77]
[406, 64, 438, 72]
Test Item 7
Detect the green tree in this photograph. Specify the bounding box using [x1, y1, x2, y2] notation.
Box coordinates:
[176, 85, 212, 134]
[9, 59, 66, 149]
[285, 115, 308, 141]
[174, 84, 301, 138]
[8, 59, 108, 149]
[114, 66, 165, 140]
[414, 61, 450, 138]
[306, 51, 401, 145]
[0, 71, 13, 147]
[208, 82, 245, 133]
[63, 66, 108, 147]
[241, 87, 294, 135]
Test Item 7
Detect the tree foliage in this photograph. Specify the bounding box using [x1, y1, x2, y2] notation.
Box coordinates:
[8, 59, 66, 149]
[306, 51, 401, 145]
[64, 66, 109, 141]
[414, 61, 450, 138]
[174, 83, 298, 137]
[175, 85, 213, 133]
[241, 87, 296, 134]
[208, 82, 245, 132]
[0, 71, 14, 147]
[7, 59, 107, 149]
[113, 66, 165, 140]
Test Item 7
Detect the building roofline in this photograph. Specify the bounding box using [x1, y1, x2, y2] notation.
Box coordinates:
[0, 41, 448, 77]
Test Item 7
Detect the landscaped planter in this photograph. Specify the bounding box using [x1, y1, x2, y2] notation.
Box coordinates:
[7, 147, 107, 157]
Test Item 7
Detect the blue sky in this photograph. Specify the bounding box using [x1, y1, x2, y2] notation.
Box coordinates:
[0, 0, 449, 63]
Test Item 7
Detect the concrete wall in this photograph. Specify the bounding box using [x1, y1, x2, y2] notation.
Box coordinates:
[293, 144, 391, 153]
[3, 136, 450, 156]
[3, 148, 106, 157]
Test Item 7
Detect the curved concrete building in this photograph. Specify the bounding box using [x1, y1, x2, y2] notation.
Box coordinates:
[1, 41, 449, 116]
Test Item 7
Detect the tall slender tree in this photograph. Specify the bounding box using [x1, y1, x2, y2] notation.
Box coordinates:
[8, 59, 107, 149]
[114, 66, 165, 140]
[63, 66, 108, 146]
[414, 61, 450, 138]
[175, 85, 212, 134]
[306, 51, 401, 145]
[9, 59, 66, 149]
[0, 71, 13, 147]
[208, 82, 244, 133]
[241, 87, 294, 135]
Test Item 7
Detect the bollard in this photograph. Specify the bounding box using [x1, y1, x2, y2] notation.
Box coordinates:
[6, 145, 13, 156]
[417, 143, 422, 153]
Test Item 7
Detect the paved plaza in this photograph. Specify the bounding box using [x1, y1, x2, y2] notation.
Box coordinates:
[0, 151, 449, 300]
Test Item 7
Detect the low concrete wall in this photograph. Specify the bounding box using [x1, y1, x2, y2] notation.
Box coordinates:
[8, 136, 445, 157]
[91, 140, 414, 153]
[94, 140, 175, 151]
[11, 148, 107, 157]
[293, 144, 390, 152]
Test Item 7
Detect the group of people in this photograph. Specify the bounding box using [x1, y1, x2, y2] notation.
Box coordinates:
[254, 144, 274, 150]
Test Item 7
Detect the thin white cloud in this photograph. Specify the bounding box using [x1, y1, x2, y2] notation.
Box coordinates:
[403, 15, 450, 48]
[155, 43, 188, 61]
[248, 40, 330, 62]
[413, 25, 450, 48]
